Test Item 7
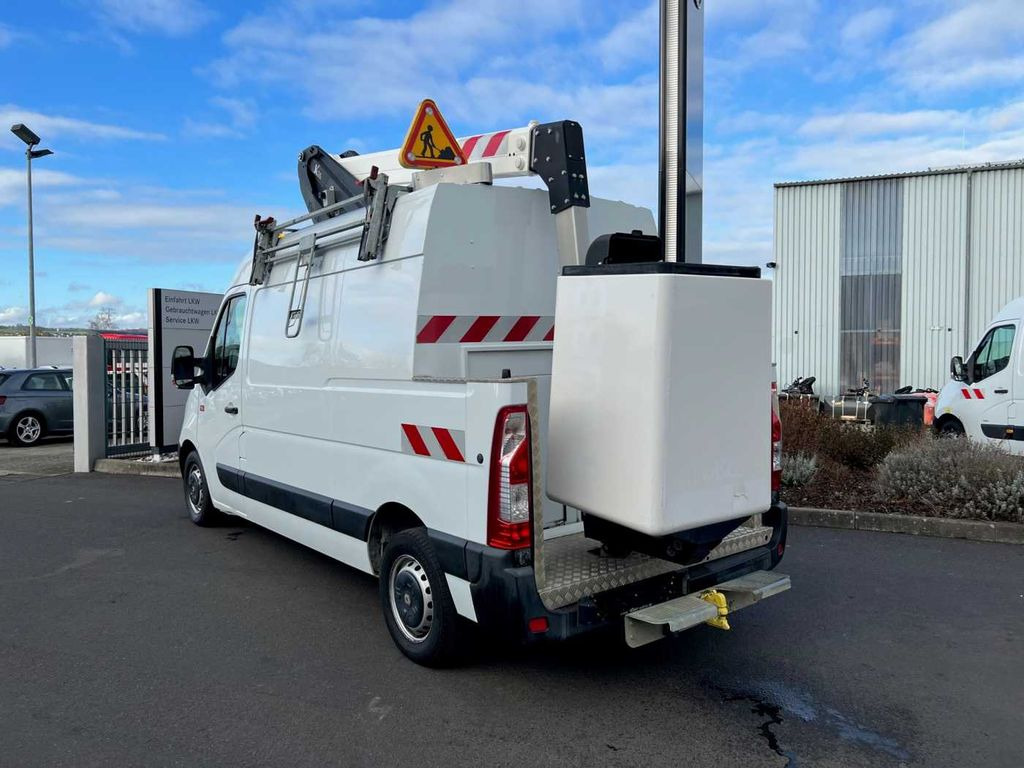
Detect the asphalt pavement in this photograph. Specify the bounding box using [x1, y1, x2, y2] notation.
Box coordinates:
[0, 436, 73, 479]
[1, 473, 1022, 768]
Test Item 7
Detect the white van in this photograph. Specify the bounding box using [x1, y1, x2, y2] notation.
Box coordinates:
[171, 123, 789, 665]
[935, 297, 1023, 453]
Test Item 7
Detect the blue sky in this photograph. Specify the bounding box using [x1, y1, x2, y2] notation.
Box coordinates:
[1, 0, 1023, 327]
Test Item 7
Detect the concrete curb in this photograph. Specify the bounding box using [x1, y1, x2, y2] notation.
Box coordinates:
[790, 507, 1024, 545]
[93, 458, 180, 479]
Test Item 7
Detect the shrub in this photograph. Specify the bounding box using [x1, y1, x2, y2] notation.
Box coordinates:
[779, 401, 824, 456]
[876, 437, 1024, 523]
[819, 421, 920, 470]
[779, 402, 922, 470]
[782, 452, 818, 487]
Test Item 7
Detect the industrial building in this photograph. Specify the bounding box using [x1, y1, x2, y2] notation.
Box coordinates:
[772, 161, 1024, 397]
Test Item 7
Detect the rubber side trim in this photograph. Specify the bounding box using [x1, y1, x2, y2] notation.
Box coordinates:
[215, 464, 373, 541]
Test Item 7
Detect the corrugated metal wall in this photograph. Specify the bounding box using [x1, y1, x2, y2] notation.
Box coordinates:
[901, 173, 966, 389]
[774, 165, 1024, 396]
[970, 169, 1024, 345]
[772, 183, 842, 396]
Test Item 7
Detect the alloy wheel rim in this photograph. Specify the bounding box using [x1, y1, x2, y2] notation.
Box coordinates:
[388, 554, 434, 643]
[16, 417, 41, 443]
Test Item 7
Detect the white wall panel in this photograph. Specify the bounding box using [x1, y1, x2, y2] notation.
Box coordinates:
[901, 173, 967, 389]
[969, 168, 1024, 348]
[772, 184, 842, 396]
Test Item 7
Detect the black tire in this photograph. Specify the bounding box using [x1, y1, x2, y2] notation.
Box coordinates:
[379, 528, 462, 667]
[938, 418, 965, 438]
[8, 412, 46, 447]
[183, 452, 221, 526]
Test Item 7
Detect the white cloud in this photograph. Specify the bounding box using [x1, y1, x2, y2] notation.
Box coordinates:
[0, 162, 280, 265]
[183, 96, 258, 138]
[0, 168, 86, 206]
[799, 109, 964, 139]
[717, 110, 796, 135]
[707, 0, 818, 75]
[597, 3, 657, 72]
[209, 0, 587, 123]
[34, 299, 147, 329]
[887, 0, 1024, 90]
[0, 105, 165, 145]
[840, 8, 896, 50]
[0, 306, 26, 324]
[0, 24, 13, 49]
[88, 291, 122, 308]
[94, 0, 213, 37]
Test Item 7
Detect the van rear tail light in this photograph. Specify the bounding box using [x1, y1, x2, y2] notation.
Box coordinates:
[0, 396, 5, 407]
[771, 384, 782, 492]
[488, 405, 533, 550]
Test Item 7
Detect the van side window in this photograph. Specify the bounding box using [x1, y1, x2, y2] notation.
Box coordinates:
[971, 325, 1015, 383]
[211, 294, 248, 388]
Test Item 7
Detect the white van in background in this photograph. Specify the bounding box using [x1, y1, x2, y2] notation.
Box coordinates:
[935, 297, 1023, 453]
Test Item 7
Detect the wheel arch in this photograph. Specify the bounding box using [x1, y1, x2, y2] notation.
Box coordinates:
[934, 413, 965, 434]
[368, 502, 425, 575]
[178, 440, 198, 475]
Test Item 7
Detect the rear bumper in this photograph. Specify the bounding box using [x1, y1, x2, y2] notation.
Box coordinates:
[462, 503, 789, 644]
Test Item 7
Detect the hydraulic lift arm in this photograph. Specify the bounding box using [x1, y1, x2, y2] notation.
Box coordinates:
[313, 121, 592, 268]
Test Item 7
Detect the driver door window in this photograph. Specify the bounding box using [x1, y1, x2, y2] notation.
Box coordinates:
[210, 295, 248, 389]
[971, 325, 1015, 383]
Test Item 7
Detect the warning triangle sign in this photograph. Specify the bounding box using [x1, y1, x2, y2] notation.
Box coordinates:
[399, 99, 466, 170]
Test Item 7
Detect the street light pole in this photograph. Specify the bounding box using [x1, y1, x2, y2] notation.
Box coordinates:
[10, 123, 52, 369]
[25, 144, 36, 368]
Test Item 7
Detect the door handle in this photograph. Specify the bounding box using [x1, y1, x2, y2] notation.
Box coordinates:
[224, 405, 239, 415]
[994, 389, 1009, 394]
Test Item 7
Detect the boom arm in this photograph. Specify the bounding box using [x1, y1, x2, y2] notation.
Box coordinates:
[333, 123, 539, 184]
[328, 120, 592, 268]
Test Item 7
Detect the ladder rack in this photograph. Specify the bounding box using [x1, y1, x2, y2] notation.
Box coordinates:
[249, 173, 405, 338]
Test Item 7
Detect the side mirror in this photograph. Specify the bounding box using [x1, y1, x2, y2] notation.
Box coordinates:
[171, 345, 200, 389]
[950, 355, 966, 382]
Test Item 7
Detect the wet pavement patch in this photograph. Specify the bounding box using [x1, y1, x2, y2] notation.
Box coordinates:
[718, 680, 911, 766]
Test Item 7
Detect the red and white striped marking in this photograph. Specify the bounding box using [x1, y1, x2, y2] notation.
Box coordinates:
[401, 424, 466, 462]
[416, 315, 554, 344]
[460, 130, 513, 162]
[961, 388, 986, 400]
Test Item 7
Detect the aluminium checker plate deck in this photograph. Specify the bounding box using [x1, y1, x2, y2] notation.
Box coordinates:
[537, 524, 773, 611]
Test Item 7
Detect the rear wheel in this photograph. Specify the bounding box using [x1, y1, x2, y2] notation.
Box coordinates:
[183, 452, 220, 526]
[379, 528, 461, 666]
[9, 413, 45, 447]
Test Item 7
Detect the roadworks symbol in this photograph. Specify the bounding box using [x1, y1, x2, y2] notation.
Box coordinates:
[399, 99, 466, 169]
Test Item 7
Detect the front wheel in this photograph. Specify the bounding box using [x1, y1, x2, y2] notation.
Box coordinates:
[9, 413, 45, 447]
[183, 452, 221, 526]
[379, 528, 462, 666]
[938, 418, 965, 438]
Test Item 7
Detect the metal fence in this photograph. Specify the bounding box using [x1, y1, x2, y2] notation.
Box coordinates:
[104, 338, 149, 457]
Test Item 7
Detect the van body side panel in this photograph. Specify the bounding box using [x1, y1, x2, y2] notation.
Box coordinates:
[229, 187, 534, 565]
